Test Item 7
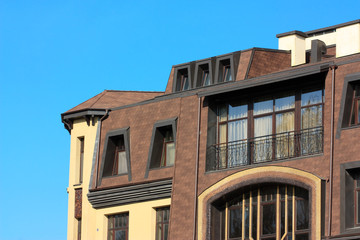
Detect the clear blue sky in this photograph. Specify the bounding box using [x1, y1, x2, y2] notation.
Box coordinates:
[0, 0, 358, 239]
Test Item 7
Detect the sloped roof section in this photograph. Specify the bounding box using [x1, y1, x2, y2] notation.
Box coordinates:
[64, 90, 164, 114]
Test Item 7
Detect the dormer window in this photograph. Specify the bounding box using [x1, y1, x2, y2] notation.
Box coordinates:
[223, 64, 232, 82]
[174, 66, 192, 92]
[112, 136, 127, 175]
[195, 61, 213, 88]
[160, 127, 175, 167]
[350, 84, 360, 126]
[100, 127, 131, 181]
[146, 118, 177, 177]
[216, 58, 234, 83]
[202, 70, 211, 86]
[181, 73, 190, 91]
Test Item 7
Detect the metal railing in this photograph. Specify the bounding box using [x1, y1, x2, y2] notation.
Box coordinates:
[208, 126, 323, 171]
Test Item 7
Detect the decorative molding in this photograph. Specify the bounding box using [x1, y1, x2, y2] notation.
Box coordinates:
[87, 179, 172, 209]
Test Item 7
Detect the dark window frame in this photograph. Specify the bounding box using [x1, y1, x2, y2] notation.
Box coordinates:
[145, 118, 177, 178]
[194, 59, 214, 88]
[77, 218, 82, 240]
[210, 87, 324, 170]
[350, 85, 360, 126]
[214, 52, 240, 84]
[340, 161, 360, 234]
[156, 207, 170, 240]
[79, 137, 85, 184]
[336, 72, 360, 138]
[173, 64, 194, 92]
[99, 127, 131, 184]
[108, 213, 129, 240]
[211, 183, 310, 240]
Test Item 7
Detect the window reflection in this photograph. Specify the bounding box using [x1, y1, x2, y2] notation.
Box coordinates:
[222, 185, 309, 240]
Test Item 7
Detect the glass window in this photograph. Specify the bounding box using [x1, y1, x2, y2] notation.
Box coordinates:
[112, 136, 128, 175]
[202, 70, 211, 86]
[211, 88, 323, 171]
[181, 75, 190, 91]
[161, 129, 175, 167]
[224, 65, 232, 82]
[215, 184, 310, 240]
[77, 218, 81, 240]
[149, 123, 176, 170]
[350, 85, 360, 126]
[156, 207, 170, 240]
[79, 137, 84, 184]
[108, 213, 129, 240]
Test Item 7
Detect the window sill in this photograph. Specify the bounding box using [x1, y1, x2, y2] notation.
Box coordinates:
[341, 227, 360, 236]
[73, 183, 82, 188]
[149, 165, 174, 171]
[205, 153, 324, 174]
[342, 125, 360, 131]
[102, 173, 128, 179]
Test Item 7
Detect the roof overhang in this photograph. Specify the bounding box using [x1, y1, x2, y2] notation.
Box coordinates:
[61, 108, 108, 133]
[197, 62, 331, 98]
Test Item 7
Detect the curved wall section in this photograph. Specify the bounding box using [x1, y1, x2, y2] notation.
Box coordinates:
[197, 166, 324, 240]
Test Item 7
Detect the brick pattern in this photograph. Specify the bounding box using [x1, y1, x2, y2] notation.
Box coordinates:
[74, 188, 82, 219]
[247, 50, 291, 79]
[86, 52, 360, 239]
[236, 49, 252, 81]
[164, 67, 175, 94]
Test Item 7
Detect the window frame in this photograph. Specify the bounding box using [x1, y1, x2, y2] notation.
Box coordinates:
[214, 52, 240, 84]
[211, 184, 310, 240]
[99, 127, 131, 184]
[145, 118, 177, 178]
[350, 85, 360, 126]
[340, 161, 360, 234]
[209, 87, 324, 170]
[194, 59, 214, 88]
[107, 213, 129, 240]
[173, 64, 193, 92]
[155, 207, 170, 240]
[78, 137, 85, 184]
[336, 72, 360, 138]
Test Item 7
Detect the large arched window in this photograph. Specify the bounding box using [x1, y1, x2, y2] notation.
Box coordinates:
[211, 184, 309, 240]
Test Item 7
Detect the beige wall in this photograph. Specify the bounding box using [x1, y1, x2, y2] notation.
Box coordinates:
[67, 118, 99, 240]
[67, 117, 171, 240]
[278, 34, 306, 66]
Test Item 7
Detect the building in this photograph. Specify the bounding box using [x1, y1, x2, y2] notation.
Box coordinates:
[61, 20, 360, 240]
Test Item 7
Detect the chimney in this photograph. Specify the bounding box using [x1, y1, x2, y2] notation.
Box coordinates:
[277, 31, 307, 66]
[311, 39, 327, 63]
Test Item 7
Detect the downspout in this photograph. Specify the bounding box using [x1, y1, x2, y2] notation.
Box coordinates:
[193, 96, 201, 240]
[94, 109, 109, 189]
[327, 65, 337, 238]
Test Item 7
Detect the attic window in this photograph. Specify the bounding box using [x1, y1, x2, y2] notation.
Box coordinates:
[218, 58, 233, 83]
[149, 125, 175, 169]
[195, 60, 213, 88]
[174, 67, 192, 92]
[100, 128, 131, 180]
[146, 118, 177, 177]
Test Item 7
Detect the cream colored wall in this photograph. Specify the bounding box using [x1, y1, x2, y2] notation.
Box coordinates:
[336, 23, 360, 57]
[67, 118, 99, 240]
[305, 32, 336, 49]
[278, 34, 306, 66]
[95, 198, 171, 240]
[67, 118, 172, 240]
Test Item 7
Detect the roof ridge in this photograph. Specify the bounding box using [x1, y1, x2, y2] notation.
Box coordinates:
[104, 90, 164, 93]
[89, 90, 107, 109]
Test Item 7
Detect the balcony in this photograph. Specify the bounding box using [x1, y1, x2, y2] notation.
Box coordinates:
[207, 126, 323, 171]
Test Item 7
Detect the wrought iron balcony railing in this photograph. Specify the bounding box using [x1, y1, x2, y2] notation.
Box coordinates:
[207, 126, 323, 171]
